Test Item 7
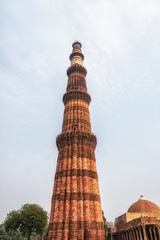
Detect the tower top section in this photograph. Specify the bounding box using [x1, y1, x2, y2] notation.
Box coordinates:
[72, 41, 82, 48]
[70, 41, 84, 66]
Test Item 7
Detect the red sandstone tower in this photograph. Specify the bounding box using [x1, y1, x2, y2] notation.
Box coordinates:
[47, 42, 105, 240]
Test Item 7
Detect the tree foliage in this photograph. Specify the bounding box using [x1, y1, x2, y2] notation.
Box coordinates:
[0, 236, 11, 240]
[0, 223, 26, 240]
[102, 210, 108, 233]
[4, 204, 48, 240]
[4, 211, 20, 232]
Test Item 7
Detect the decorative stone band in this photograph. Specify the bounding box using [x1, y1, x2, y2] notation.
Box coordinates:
[58, 151, 96, 161]
[55, 169, 98, 179]
[63, 90, 91, 105]
[48, 231, 105, 240]
[69, 51, 84, 61]
[56, 131, 97, 150]
[67, 64, 87, 77]
[52, 192, 100, 202]
[49, 221, 104, 231]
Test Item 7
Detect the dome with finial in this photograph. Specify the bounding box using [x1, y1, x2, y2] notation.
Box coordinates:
[128, 196, 160, 214]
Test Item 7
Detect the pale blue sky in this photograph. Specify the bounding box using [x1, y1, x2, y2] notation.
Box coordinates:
[0, 0, 160, 223]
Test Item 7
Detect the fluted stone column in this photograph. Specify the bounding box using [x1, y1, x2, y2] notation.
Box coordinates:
[138, 226, 143, 240]
[128, 230, 131, 240]
[142, 226, 147, 240]
[126, 230, 129, 240]
[156, 226, 160, 239]
[122, 231, 124, 240]
[135, 228, 139, 240]
[132, 228, 137, 240]
[125, 231, 128, 240]
[132, 230, 135, 240]
[124, 231, 127, 240]
[149, 227, 154, 240]
[129, 229, 132, 240]
[152, 226, 157, 240]
[118, 232, 121, 240]
[47, 42, 105, 240]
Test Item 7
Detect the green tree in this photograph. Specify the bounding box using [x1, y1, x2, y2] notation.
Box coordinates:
[102, 210, 108, 233]
[4, 204, 48, 240]
[0, 236, 11, 240]
[0, 223, 25, 240]
[0, 224, 6, 235]
[4, 211, 20, 232]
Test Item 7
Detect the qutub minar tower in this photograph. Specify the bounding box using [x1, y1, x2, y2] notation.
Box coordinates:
[47, 42, 105, 240]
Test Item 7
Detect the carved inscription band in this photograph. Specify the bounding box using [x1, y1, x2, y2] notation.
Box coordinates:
[63, 90, 91, 105]
[49, 221, 104, 231]
[48, 232, 105, 240]
[52, 193, 100, 202]
[55, 169, 98, 179]
[56, 131, 97, 149]
[67, 63, 87, 77]
[58, 152, 96, 161]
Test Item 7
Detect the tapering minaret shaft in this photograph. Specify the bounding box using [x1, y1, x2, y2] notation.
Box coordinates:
[47, 42, 105, 240]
